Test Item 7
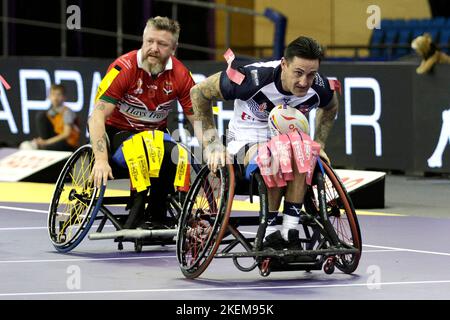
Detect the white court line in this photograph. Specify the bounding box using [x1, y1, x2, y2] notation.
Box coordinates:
[0, 205, 86, 219]
[362, 249, 404, 253]
[1, 280, 450, 297]
[364, 244, 450, 257]
[0, 224, 116, 231]
[0, 255, 177, 264]
[241, 231, 450, 257]
[3, 210, 449, 257]
[0, 205, 47, 214]
[0, 227, 46, 231]
[0, 249, 393, 264]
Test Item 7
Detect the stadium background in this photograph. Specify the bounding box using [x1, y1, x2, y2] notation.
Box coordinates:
[0, 0, 450, 301]
[1, 0, 449, 174]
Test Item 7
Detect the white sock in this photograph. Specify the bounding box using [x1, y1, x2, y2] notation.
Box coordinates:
[281, 214, 300, 241]
[264, 225, 277, 239]
[264, 211, 279, 240]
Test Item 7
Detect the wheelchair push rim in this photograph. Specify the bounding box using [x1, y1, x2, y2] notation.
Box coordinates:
[47, 145, 104, 252]
[309, 160, 362, 274]
[177, 164, 234, 279]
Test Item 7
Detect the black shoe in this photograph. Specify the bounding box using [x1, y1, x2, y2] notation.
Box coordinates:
[285, 229, 315, 263]
[286, 229, 303, 251]
[263, 230, 285, 251]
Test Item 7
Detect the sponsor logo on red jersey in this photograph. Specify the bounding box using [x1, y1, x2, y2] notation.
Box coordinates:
[163, 81, 173, 95]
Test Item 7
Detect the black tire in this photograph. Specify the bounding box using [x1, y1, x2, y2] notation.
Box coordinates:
[47, 145, 105, 253]
[305, 160, 362, 274]
[176, 164, 235, 279]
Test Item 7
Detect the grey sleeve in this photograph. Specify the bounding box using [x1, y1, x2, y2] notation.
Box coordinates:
[63, 108, 76, 125]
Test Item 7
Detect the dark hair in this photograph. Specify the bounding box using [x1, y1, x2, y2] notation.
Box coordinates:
[50, 84, 66, 95]
[284, 36, 324, 62]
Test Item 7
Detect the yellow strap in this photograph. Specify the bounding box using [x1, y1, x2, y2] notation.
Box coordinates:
[95, 65, 121, 102]
[122, 139, 141, 191]
[123, 130, 187, 190]
[122, 137, 149, 192]
[140, 131, 162, 178]
[174, 145, 189, 188]
[132, 135, 150, 189]
[153, 130, 165, 167]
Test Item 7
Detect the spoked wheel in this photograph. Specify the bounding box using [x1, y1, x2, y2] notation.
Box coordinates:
[177, 164, 235, 279]
[47, 145, 105, 253]
[304, 159, 362, 274]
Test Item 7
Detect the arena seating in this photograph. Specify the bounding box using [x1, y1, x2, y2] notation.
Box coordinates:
[369, 17, 450, 60]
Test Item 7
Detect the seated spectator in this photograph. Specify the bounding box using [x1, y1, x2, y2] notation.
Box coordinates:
[411, 33, 450, 74]
[20, 84, 80, 151]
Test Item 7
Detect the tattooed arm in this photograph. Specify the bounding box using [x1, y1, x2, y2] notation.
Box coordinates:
[314, 91, 339, 164]
[87, 100, 116, 187]
[189, 72, 228, 172]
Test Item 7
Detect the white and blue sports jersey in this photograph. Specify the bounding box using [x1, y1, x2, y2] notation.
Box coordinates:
[220, 60, 334, 154]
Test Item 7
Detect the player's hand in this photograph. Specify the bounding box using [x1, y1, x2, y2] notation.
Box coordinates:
[33, 137, 46, 147]
[205, 142, 231, 174]
[319, 148, 331, 165]
[90, 159, 114, 188]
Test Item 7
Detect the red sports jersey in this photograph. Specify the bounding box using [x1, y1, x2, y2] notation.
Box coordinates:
[101, 50, 195, 131]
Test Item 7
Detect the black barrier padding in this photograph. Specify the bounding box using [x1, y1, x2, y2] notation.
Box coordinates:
[0, 58, 449, 174]
[22, 159, 66, 183]
[349, 176, 385, 209]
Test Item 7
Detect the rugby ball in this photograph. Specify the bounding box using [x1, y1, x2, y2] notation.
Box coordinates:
[268, 105, 309, 136]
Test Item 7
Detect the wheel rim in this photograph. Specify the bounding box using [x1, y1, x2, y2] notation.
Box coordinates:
[47, 146, 99, 250]
[306, 161, 361, 273]
[322, 163, 361, 273]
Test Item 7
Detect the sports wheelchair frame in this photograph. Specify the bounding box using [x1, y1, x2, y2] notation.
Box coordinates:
[47, 143, 200, 253]
[176, 159, 362, 278]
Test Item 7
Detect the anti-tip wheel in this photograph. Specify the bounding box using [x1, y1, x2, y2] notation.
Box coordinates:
[324, 257, 336, 275]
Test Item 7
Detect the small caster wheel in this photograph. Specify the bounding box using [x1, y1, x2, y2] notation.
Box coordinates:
[134, 241, 142, 253]
[118, 242, 123, 251]
[259, 268, 271, 277]
[324, 257, 335, 275]
[259, 258, 271, 277]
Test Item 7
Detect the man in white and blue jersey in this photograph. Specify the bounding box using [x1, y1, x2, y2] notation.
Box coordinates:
[190, 36, 340, 250]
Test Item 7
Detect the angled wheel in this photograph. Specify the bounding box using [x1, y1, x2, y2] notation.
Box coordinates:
[47, 145, 105, 253]
[176, 164, 235, 279]
[304, 159, 362, 274]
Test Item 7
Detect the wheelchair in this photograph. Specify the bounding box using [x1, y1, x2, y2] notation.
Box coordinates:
[47, 139, 201, 253]
[176, 158, 362, 278]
